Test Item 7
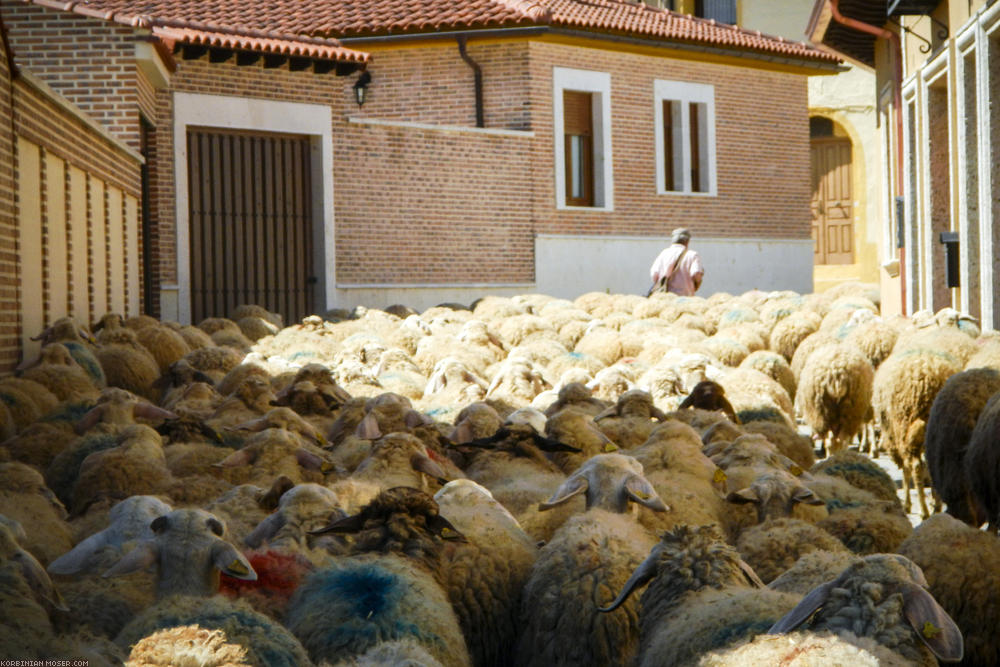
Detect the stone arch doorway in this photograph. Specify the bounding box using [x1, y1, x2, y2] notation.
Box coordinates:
[810, 116, 854, 265]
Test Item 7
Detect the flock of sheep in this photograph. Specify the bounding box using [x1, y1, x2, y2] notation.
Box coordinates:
[1, 282, 999, 666]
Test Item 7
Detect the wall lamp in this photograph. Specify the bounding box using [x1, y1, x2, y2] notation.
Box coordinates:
[353, 71, 372, 107]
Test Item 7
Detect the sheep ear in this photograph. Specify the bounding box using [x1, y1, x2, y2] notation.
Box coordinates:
[593, 405, 618, 421]
[74, 405, 105, 434]
[213, 448, 254, 468]
[355, 413, 382, 439]
[133, 403, 180, 422]
[624, 475, 669, 512]
[901, 583, 964, 663]
[48, 530, 110, 575]
[792, 486, 824, 506]
[227, 415, 270, 433]
[650, 406, 668, 422]
[211, 542, 257, 581]
[530, 433, 582, 453]
[294, 447, 326, 471]
[738, 558, 765, 588]
[103, 541, 157, 578]
[15, 550, 69, 612]
[726, 488, 760, 504]
[259, 475, 295, 511]
[598, 547, 659, 612]
[411, 453, 448, 484]
[449, 421, 476, 444]
[245, 513, 286, 550]
[539, 474, 588, 511]
[767, 580, 835, 633]
[404, 409, 432, 429]
[309, 512, 367, 536]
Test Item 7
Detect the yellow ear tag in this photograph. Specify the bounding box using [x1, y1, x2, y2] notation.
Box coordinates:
[713, 469, 727, 484]
[922, 622, 941, 639]
[604, 443, 619, 452]
[321, 461, 336, 473]
[635, 491, 650, 500]
[790, 465, 803, 476]
[228, 560, 249, 576]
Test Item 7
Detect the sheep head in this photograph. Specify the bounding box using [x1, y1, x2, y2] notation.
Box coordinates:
[540, 453, 668, 514]
[599, 524, 761, 615]
[103, 508, 256, 599]
[769, 554, 963, 664]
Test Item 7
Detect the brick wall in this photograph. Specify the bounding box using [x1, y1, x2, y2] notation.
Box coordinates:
[0, 32, 17, 370]
[2, 4, 143, 150]
[528, 41, 812, 242]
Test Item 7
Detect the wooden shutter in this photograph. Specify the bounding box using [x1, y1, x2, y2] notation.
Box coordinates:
[810, 137, 854, 265]
[188, 128, 315, 325]
[563, 90, 594, 207]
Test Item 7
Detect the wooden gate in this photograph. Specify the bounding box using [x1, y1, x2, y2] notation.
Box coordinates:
[810, 137, 854, 265]
[188, 128, 315, 324]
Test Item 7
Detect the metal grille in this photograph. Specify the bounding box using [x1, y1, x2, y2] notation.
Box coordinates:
[188, 128, 315, 325]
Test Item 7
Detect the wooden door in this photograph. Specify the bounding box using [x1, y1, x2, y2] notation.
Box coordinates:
[810, 138, 854, 265]
[188, 128, 315, 324]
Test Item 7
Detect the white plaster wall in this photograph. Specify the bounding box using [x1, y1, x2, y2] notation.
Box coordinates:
[333, 285, 535, 313]
[535, 234, 814, 299]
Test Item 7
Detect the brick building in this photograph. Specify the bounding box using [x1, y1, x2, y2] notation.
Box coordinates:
[1, 0, 840, 363]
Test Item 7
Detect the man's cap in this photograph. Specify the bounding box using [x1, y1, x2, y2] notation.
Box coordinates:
[671, 228, 691, 244]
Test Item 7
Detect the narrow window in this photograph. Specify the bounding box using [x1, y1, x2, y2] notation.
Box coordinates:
[695, 0, 737, 24]
[563, 90, 594, 207]
[656, 80, 716, 196]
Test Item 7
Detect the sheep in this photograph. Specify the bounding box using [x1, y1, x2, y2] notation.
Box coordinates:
[213, 425, 334, 487]
[116, 595, 310, 667]
[74, 387, 179, 435]
[216, 362, 272, 400]
[0, 376, 61, 431]
[677, 380, 738, 423]
[202, 484, 274, 547]
[515, 454, 668, 667]
[0, 421, 74, 470]
[698, 631, 910, 666]
[287, 487, 471, 667]
[0, 517, 78, 659]
[922, 368, 1000, 525]
[719, 367, 795, 426]
[447, 401, 503, 445]
[27, 316, 105, 385]
[810, 451, 900, 505]
[593, 389, 667, 449]
[767, 549, 862, 596]
[207, 376, 277, 431]
[598, 524, 798, 667]
[0, 462, 73, 565]
[103, 508, 257, 598]
[134, 322, 191, 373]
[349, 432, 453, 493]
[544, 405, 620, 473]
[768, 554, 963, 665]
[872, 348, 962, 518]
[434, 480, 538, 667]
[897, 513, 1000, 666]
[740, 420, 815, 471]
[963, 390, 1000, 532]
[789, 331, 837, 384]
[769, 311, 821, 362]
[739, 349, 796, 401]
[802, 476, 912, 555]
[795, 343, 874, 455]
[94, 327, 163, 401]
[124, 624, 251, 666]
[69, 424, 175, 516]
[842, 316, 899, 370]
[486, 355, 551, 405]
[20, 342, 101, 402]
[243, 483, 342, 555]
[735, 517, 851, 584]
[181, 346, 244, 385]
[48, 495, 173, 576]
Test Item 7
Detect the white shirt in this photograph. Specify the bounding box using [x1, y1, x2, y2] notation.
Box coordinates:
[649, 243, 704, 296]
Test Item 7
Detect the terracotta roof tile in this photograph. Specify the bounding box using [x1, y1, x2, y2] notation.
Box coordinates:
[25, 0, 838, 65]
[151, 26, 369, 64]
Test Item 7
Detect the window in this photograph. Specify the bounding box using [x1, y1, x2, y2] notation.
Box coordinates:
[553, 67, 613, 210]
[563, 91, 594, 206]
[695, 0, 737, 24]
[655, 80, 716, 196]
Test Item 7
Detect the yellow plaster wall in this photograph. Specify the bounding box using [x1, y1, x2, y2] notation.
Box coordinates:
[107, 186, 125, 315]
[68, 165, 89, 323]
[45, 153, 68, 323]
[125, 195, 140, 316]
[17, 138, 43, 362]
[90, 179, 107, 322]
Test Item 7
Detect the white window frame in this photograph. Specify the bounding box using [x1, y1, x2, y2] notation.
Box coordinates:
[553, 67, 613, 211]
[654, 79, 717, 197]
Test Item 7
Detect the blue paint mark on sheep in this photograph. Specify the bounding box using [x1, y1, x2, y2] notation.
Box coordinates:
[824, 498, 867, 512]
[289, 350, 317, 362]
[42, 400, 95, 424]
